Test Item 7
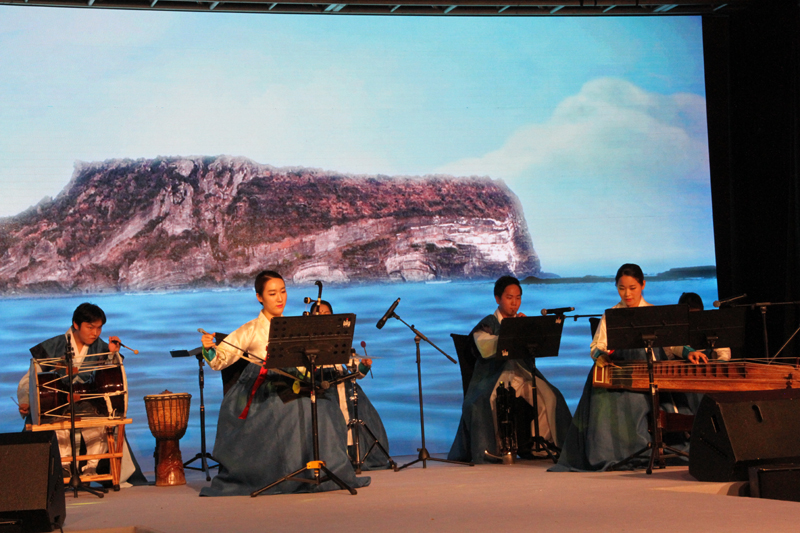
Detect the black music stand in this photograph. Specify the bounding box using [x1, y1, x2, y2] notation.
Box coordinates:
[491, 315, 563, 463]
[170, 347, 219, 481]
[251, 314, 359, 497]
[687, 307, 746, 354]
[605, 304, 689, 474]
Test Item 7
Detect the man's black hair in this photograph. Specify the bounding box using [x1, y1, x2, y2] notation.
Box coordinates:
[72, 303, 107, 327]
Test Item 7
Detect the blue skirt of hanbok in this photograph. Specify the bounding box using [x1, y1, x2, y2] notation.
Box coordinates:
[551, 348, 691, 472]
[200, 365, 371, 496]
[447, 357, 573, 464]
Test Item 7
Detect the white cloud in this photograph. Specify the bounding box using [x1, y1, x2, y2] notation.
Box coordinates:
[438, 77, 714, 276]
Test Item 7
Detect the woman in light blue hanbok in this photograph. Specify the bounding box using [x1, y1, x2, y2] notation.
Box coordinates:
[199, 271, 370, 496]
[552, 263, 677, 472]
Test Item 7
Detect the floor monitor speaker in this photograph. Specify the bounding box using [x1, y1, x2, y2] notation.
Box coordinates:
[689, 389, 800, 482]
[0, 431, 66, 532]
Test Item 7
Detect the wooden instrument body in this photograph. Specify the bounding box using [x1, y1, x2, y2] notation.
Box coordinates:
[144, 392, 192, 486]
[593, 360, 800, 393]
[30, 358, 128, 424]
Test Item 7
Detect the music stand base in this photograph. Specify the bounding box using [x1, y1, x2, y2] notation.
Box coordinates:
[183, 452, 219, 481]
[67, 471, 107, 498]
[396, 447, 474, 471]
[251, 461, 357, 497]
[609, 442, 689, 474]
[529, 436, 559, 464]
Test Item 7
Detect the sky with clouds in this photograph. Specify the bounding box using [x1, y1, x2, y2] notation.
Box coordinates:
[0, 8, 711, 276]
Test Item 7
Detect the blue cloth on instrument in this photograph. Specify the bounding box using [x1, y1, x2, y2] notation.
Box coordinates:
[447, 314, 573, 464]
[200, 363, 371, 496]
[550, 347, 690, 472]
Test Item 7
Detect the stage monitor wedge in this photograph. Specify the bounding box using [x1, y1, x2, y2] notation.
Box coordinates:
[689, 389, 800, 482]
[0, 431, 66, 533]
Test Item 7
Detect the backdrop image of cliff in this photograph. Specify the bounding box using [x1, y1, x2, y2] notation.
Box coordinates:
[748, 463, 800, 502]
[0, 431, 66, 533]
[377, 301, 470, 471]
[251, 313, 358, 496]
[492, 315, 564, 463]
[689, 389, 800, 482]
[605, 305, 690, 474]
[169, 348, 219, 481]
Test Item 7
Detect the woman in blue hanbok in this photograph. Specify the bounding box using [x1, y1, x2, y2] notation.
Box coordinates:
[199, 271, 370, 496]
[448, 276, 572, 464]
[553, 263, 688, 472]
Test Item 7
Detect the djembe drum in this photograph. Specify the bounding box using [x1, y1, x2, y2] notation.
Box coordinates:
[144, 391, 192, 486]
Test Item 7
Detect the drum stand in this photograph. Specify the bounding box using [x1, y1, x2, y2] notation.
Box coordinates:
[342, 374, 397, 473]
[64, 335, 106, 498]
[183, 352, 219, 481]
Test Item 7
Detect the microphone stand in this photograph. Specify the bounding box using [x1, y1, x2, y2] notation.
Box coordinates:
[385, 312, 473, 470]
[731, 300, 800, 362]
[183, 351, 219, 480]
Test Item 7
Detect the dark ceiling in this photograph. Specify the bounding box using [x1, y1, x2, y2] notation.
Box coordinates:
[1, 0, 753, 17]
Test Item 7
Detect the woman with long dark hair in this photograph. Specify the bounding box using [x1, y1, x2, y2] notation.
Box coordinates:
[199, 270, 369, 495]
[553, 263, 675, 471]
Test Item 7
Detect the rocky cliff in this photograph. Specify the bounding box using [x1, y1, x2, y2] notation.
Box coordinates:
[0, 156, 541, 293]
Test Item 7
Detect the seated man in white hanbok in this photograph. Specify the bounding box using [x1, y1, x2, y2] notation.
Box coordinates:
[448, 275, 572, 463]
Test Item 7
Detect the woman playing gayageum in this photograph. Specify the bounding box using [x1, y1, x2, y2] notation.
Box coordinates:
[552, 263, 697, 472]
[199, 270, 369, 496]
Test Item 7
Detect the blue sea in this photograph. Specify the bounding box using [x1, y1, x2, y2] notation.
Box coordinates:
[0, 278, 719, 470]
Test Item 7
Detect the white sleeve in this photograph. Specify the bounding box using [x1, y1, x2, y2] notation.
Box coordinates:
[17, 372, 29, 411]
[209, 323, 253, 371]
[590, 314, 608, 360]
[713, 347, 731, 361]
[473, 330, 498, 359]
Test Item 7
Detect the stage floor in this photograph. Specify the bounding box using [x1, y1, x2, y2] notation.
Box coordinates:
[63, 455, 798, 533]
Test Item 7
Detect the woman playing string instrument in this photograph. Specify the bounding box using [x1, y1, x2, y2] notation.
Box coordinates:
[553, 263, 696, 471]
[198, 270, 369, 496]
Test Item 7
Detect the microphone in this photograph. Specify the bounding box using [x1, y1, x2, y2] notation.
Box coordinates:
[361, 340, 368, 357]
[303, 297, 313, 304]
[376, 298, 401, 329]
[541, 306, 575, 316]
[713, 293, 747, 308]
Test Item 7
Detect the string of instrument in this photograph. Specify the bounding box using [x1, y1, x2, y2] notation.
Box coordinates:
[593, 358, 800, 392]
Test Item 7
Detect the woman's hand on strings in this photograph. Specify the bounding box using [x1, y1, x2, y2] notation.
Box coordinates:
[687, 351, 709, 364]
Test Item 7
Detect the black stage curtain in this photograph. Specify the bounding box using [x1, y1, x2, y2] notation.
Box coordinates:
[704, 1, 800, 359]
